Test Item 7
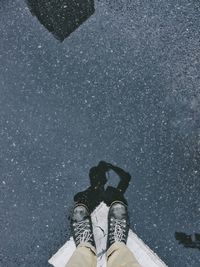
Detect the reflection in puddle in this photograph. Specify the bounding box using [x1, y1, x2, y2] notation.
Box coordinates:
[26, 0, 95, 41]
[175, 232, 200, 250]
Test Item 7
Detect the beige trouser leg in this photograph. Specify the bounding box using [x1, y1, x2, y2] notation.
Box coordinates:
[107, 242, 142, 267]
[65, 242, 97, 267]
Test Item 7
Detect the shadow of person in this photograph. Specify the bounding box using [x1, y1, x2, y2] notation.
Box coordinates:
[74, 161, 131, 213]
[26, 0, 95, 41]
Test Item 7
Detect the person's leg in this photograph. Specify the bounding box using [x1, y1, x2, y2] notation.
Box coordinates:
[65, 204, 97, 267]
[107, 242, 141, 267]
[65, 244, 96, 267]
[106, 201, 142, 267]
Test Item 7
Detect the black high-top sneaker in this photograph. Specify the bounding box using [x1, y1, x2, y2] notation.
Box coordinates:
[71, 204, 96, 248]
[107, 201, 130, 250]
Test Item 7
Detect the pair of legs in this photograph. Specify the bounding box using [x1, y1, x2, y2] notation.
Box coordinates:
[66, 201, 141, 267]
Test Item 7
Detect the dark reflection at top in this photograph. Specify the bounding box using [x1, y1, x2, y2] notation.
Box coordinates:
[74, 161, 131, 213]
[175, 232, 200, 250]
[26, 0, 95, 41]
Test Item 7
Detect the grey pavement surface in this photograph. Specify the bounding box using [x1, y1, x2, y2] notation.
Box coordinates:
[0, 0, 200, 266]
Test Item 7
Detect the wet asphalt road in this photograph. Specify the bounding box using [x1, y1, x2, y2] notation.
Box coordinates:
[0, 0, 200, 266]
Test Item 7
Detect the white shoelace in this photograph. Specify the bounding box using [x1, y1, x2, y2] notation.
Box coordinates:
[74, 220, 92, 244]
[110, 218, 126, 242]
